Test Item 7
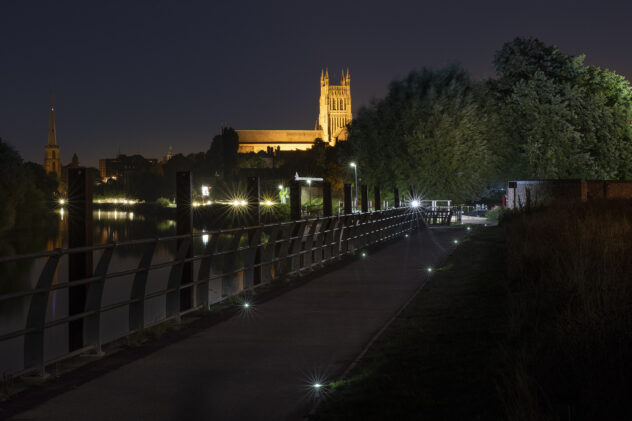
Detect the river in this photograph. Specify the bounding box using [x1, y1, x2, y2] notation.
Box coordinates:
[0, 207, 216, 376]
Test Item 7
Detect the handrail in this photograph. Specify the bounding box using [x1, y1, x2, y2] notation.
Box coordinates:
[0, 208, 421, 378]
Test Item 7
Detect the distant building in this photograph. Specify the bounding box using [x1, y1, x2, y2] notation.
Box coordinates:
[99, 154, 157, 182]
[237, 69, 352, 153]
[506, 179, 632, 208]
[44, 90, 61, 177]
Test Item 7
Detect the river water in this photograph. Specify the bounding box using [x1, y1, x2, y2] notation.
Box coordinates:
[0, 207, 216, 376]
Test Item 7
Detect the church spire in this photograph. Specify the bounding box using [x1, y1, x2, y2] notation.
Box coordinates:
[48, 89, 57, 146]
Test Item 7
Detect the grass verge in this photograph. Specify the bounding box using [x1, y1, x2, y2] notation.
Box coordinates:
[499, 199, 632, 420]
[313, 226, 507, 420]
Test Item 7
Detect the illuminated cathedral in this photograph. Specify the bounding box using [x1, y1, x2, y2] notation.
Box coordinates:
[237, 69, 352, 153]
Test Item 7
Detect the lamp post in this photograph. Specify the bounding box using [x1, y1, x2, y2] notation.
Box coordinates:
[350, 162, 358, 212]
[307, 179, 312, 209]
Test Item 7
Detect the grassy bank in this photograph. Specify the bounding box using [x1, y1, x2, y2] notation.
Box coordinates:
[313, 226, 507, 420]
[500, 199, 632, 420]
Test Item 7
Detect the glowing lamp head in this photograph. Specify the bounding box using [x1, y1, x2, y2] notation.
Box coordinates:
[427, 267, 432, 272]
[240, 200, 247, 206]
[243, 302, 250, 308]
[313, 383, 322, 389]
[454, 239, 458, 244]
[361, 252, 367, 258]
[350, 162, 356, 168]
[467, 226, 471, 231]
[411, 200, 420, 208]
[59, 199, 65, 205]
[278, 184, 283, 190]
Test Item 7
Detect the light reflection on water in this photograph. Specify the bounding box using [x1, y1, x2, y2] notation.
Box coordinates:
[0, 208, 190, 375]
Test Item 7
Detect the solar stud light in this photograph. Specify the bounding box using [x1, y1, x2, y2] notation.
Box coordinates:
[427, 267, 432, 273]
[453, 239, 459, 244]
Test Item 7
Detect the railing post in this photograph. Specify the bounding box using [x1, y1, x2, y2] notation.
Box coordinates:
[323, 181, 332, 217]
[290, 180, 301, 220]
[344, 183, 352, 215]
[176, 171, 193, 312]
[361, 185, 368, 213]
[247, 176, 260, 224]
[394, 188, 400, 208]
[68, 167, 93, 352]
[374, 186, 381, 211]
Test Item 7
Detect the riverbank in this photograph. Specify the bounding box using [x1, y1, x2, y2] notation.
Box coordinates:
[314, 200, 632, 420]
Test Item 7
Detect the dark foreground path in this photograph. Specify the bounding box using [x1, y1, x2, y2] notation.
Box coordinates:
[9, 227, 465, 421]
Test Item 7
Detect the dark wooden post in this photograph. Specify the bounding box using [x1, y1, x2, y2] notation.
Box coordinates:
[68, 167, 93, 351]
[394, 188, 400, 208]
[323, 181, 332, 217]
[343, 183, 352, 215]
[361, 185, 368, 213]
[290, 180, 301, 220]
[374, 186, 381, 211]
[247, 176, 260, 224]
[176, 171, 193, 311]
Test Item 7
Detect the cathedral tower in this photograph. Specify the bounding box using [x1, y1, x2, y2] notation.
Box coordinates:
[44, 90, 61, 177]
[318, 68, 352, 145]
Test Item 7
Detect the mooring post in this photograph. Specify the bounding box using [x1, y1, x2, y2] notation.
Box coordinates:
[344, 183, 352, 215]
[361, 185, 368, 213]
[374, 186, 381, 211]
[68, 167, 93, 352]
[323, 181, 332, 217]
[290, 180, 301, 220]
[247, 176, 260, 224]
[394, 187, 400, 208]
[176, 171, 193, 311]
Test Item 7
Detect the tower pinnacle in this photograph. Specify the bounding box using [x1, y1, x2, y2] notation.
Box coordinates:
[44, 90, 61, 177]
[48, 90, 57, 146]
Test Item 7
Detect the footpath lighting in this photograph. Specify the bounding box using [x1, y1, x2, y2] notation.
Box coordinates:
[427, 267, 433, 273]
[361, 251, 367, 258]
[467, 226, 471, 231]
[411, 200, 420, 208]
[278, 184, 283, 190]
[59, 198, 65, 206]
[243, 302, 250, 309]
[453, 239, 459, 244]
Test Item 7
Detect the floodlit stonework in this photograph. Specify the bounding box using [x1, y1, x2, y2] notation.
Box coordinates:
[237, 69, 352, 153]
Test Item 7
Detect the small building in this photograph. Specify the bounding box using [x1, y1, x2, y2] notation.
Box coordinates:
[506, 179, 632, 209]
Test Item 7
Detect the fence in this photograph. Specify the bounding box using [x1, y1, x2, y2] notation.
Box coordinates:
[0, 208, 420, 378]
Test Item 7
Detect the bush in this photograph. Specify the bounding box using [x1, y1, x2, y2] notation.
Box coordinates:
[155, 197, 171, 207]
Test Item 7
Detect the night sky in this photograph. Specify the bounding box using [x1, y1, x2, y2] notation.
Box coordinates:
[2, 0, 631, 167]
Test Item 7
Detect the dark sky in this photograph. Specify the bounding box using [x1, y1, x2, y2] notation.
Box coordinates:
[2, 0, 631, 167]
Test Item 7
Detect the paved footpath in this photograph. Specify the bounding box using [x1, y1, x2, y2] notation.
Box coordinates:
[10, 227, 465, 421]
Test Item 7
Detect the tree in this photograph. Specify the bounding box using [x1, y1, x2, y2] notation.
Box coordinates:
[207, 127, 239, 180]
[346, 65, 496, 202]
[493, 37, 632, 180]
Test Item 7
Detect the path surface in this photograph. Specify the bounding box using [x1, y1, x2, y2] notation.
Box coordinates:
[10, 227, 465, 421]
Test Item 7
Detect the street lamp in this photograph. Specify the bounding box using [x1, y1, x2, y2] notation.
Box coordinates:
[350, 162, 358, 212]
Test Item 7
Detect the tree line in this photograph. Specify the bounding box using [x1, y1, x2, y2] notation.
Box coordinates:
[342, 37, 632, 202]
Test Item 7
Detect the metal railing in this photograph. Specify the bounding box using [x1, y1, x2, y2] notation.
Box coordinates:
[0, 208, 421, 378]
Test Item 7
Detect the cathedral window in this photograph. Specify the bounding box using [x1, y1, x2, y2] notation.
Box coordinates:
[52, 150, 56, 159]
